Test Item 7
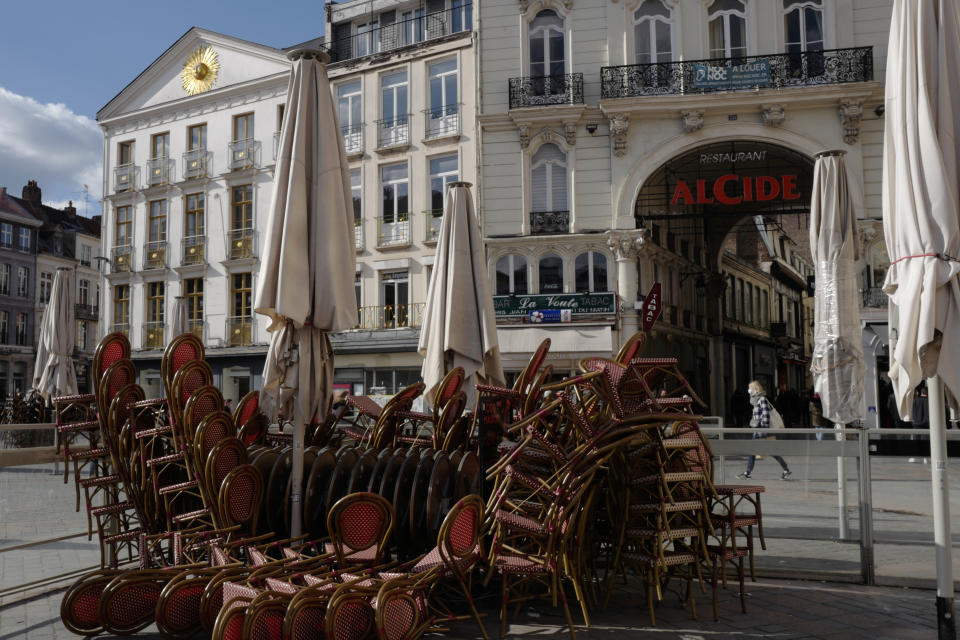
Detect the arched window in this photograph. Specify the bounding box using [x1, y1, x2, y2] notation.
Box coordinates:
[531, 144, 568, 213]
[708, 0, 747, 60]
[634, 0, 672, 65]
[496, 254, 528, 295]
[574, 251, 608, 292]
[529, 10, 565, 78]
[783, 0, 823, 53]
[538, 254, 564, 293]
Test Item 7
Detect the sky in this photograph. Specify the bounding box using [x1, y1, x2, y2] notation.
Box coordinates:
[0, 0, 328, 214]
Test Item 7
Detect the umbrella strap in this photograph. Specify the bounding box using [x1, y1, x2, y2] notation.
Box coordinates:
[811, 355, 857, 374]
[890, 252, 960, 265]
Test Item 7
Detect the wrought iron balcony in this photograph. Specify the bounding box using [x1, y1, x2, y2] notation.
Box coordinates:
[229, 138, 260, 170]
[342, 124, 364, 155]
[376, 116, 411, 149]
[423, 104, 461, 139]
[74, 304, 98, 321]
[111, 246, 134, 273]
[111, 322, 129, 337]
[600, 47, 873, 99]
[181, 236, 207, 266]
[142, 241, 168, 270]
[228, 228, 257, 260]
[328, 3, 472, 63]
[529, 210, 570, 235]
[146, 157, 174, 186]
[508, 73, 584, 109]
[142, 322, 165, 350]
[862, 287, 888, 309]
[424, 210, 442, 244]
[376, 214, 411, 248]
[182, 149, 212, 180]
[226, 316, 254, 347]
[354, 219, 365, 251]
[114, 164, 138, 192]
[354, 303, 424, 330]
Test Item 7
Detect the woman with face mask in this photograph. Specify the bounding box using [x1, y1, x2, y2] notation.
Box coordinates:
[738, 380, 792, 480]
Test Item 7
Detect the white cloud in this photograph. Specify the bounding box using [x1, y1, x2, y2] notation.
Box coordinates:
[0, 87, 102, 212]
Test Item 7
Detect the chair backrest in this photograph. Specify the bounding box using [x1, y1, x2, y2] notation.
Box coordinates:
[162, 333, 205, 403]
[194, 412, 238, 471]
[98, 359, 137, 414]
[171, 360, 214, 427]
[326, 492, 394, 566]
[206, 438, 250, 500]
[433, 391, 466, 449]
[92, 332, 130, 391]
[383, 382, 425, 413]
[218, 464, 263, 535]
[438, 494, 483, 562]
[183, 385, 225, 444]
[615, 331, 646, 365]
[233, 390, 260, 430]
[514, 338, 551, 394]
[431, 367, 465, 420]
[522, 364, 553, 418]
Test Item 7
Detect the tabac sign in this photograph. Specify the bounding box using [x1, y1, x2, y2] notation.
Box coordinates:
[641, 283, 662, 331]
[493, 292, 617, 318]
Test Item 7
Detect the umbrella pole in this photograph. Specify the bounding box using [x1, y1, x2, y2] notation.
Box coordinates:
[290, 423, 305, 538]
[927, 375, 955, 639]
[835, 423, 850, 540]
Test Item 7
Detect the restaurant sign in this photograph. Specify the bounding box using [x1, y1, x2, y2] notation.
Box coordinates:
[693, 60, 770, 89]
[493, 292, 617, 317]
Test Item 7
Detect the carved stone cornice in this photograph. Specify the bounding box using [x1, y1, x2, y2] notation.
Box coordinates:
[761, 103, 786, 127]
[519, 0, 573, 14]
[609, 113, 629, 157]
[606, 228, 650, 260]
[680, 110, 704, 133]
[518, 123, 531, 148]
[839, 99, 863, 145]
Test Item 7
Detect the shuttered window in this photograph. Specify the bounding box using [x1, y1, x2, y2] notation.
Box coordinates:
[531, 143, 568, 212]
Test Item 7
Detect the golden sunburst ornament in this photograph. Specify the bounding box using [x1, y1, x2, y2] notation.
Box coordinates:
[181, 46, 219, 95]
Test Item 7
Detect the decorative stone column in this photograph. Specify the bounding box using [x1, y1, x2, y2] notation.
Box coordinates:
[606, 229, 649, 347]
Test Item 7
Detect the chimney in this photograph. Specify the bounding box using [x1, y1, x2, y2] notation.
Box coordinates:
[21, 180, 41, 208]
[64, 200, 77, 216]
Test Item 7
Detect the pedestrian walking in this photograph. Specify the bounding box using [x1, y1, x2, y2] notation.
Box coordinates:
[810, 392, 825, 441]
[738, 380, 792, 479]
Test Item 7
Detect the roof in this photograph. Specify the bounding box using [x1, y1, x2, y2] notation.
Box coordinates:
[9, 188, 100, 238]
[0, 189, 42, 227]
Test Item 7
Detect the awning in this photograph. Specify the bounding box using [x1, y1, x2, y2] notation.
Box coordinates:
[497, 325, 612, 355]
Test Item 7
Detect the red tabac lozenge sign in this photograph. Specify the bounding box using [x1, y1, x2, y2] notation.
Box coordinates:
[670, 174, 802, 206]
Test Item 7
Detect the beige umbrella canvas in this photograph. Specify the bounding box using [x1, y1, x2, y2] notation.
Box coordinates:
[419, 182, 504, 407]
[34, 267, 77, 401]
[170, 296, 188, 339]
[883, 0, 960, 633]
[255, 48, 357, 537]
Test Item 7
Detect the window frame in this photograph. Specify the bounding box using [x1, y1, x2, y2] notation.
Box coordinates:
[231, 185, 254, 231]
[15, 313, 27, 346]
[632, 0, 674, 65]
[151, 132, 170, 160]
[538, 253, 565, 294]
[0, 264, 9, 296]
[184, 277, 204, 324]
[148, 200, 168, 243]
[232, 272, 253, 318]
[17, 228, 30, 252]
[0, 223, 11, 248]
[0, 311, 7, 344]
[574, 251, 609, 293]
[496, 254, 529, 295]
[233, 113, 254, 143]
[428, 154, 459, 215]
[184, 193, 205, 238]
[707, 0, 748, 59]
[17, 266, 28, 298]
[115, 205, 132, 247]
[146, 281, 165, 324]
[380, 162, 409, 225]
[783, 0, 824, 53]
[530, 143, 569, 214]
[187, 123, 207, 151]
[113, 284, 130, 327]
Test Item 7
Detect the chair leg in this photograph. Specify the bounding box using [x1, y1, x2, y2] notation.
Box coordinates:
[558, 583, 577, 640]
[737, 556, 747, 614]
[500, 574, 509, 639]
[458, 576, 489, 640]
[711, 556, 719, 622]
[646, 569, 656, 626]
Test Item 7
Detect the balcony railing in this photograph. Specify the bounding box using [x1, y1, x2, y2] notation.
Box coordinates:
[354, 219, 365, 251]
[342, 124, 363, 155]
[226, 316, 254, 347]
[328, 3, 472, 63]
[229, 138, 259, 170]
[376, 214, 411, 248]
[376, 116, 411, 149]
[142, 241, 168, 270]
[111, 246, 134, 273]
[187, 319, 204, 341]
[423, 104, 461, 139]
[181, 236, 207, 266]
[862, 287, 888, 309]
[228, 228, 257, 260]
[529, 210, 570, 235]
[354, 303, 424, 330]
[114, 164, 138, 192]
[508, 73, 584, 109]
[146, 157, 174, 186]
[142, 322, 165, 350]
[112, 322, 129, 337]
[424, 210, 442, 244]
[74, 304, 98, 320]
[601, 47, 873, 99]
[182, 149, 212, 180]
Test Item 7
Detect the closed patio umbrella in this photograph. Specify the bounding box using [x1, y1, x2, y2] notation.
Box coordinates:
[419, 182, 504, 408]
[34, 267, 78, 402]
[255, 48, 357, 537]
[883, 0, 960, 635]
[170, 296, 188, 339]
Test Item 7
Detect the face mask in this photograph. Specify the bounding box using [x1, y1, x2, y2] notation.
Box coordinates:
[748, 390, 758, 397]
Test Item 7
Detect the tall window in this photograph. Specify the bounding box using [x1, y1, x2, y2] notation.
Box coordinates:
[118, 140, 134, 166]
[380, 270, 409, 328]
[17, 267, 28, 297]
[184, 277, 204, 327]
[531, 144, 568, 213]
[116, 205, 132, 247]
[429, 155, 459, 213]
[380, 70, 409, 146]
[354, 272, 362, 311]
[77, 320, 87, 351]
[18, 228, 30, 252]
[148, 200, 167, 243]
[355, 21, 377, 58]
[401, 7, 425, 45]
[232, 273, 252, 318]
[574, 252, 608, 292]
[784, 0, 823, 53]
[351, 169, 362, 223]
[113, 285, 130, 329]
[232, 185, 254, 230]
[0, 311, 7, 343]
[538, 254, 564, 293]
[146, 282, 164, 323]
[634, 0, 672, 64]
[529, 10, 565, 79]
[427, 59, 458, 137]
[78, 279, 90, 306]
[81, 245, 92, 266]
[185, 194, 205, 238]
[233, 113, 254, 142]
[496, 254, 529, 295]
[0, 264, 8, 295]
[708, 0, 747, 59]
[15, 313, 26, 346]
[151, 132, 170, 159]
[39, 271, 53, 304]
[338, 81, 363, 153]
[0, 223, 11, 248]
[381, 163, 409, 225]
[188, 124, 207, 150]
[451, 0, 472, 33]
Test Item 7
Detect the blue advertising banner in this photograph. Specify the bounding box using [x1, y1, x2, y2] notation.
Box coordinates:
[692, 59, 771, 89]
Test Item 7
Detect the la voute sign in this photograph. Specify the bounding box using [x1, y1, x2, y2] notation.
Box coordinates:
[641, 283, 662, 331]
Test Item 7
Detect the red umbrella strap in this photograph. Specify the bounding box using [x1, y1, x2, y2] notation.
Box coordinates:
[890, 252, 959, 265]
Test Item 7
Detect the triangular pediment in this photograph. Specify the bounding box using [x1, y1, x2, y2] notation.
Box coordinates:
[98, 27, 293, 121]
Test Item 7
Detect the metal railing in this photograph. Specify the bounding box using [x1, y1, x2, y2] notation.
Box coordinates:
[226, 316, 254, 346]
[181, 235, 207, 266]
[376, 214, 411, 248]
[601, 46, 873, 98]
[74, 304, 98, 320]
[111, 246, 134, 273]
[145, 157, 173, 186]
[376, 116, 411, 149]
[328, 3, 472, 63]
[229, 138, 259, 170]
[509, 73, 584, 109]
[141, 321, 165, 350]
[114, 164, 138, 192]
[111, 322, 129, 337]
[142, 241, 167, 270]
[342, 124, 364, 155]
[862, 287, 888, 308]
[187, 319, 204, 341]
[228, 228, 257, 260]
[423, 104, 461, 139]
[424, 210, 443, 243]
[529, 210, 570, 235]
[182, 149, 212, 180]
[354, 219, 365, 251]
[354, 303, 424, 330]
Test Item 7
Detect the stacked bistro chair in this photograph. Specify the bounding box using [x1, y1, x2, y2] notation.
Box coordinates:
[395, 366, 467, 449]
[340, 382, 426, 448]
